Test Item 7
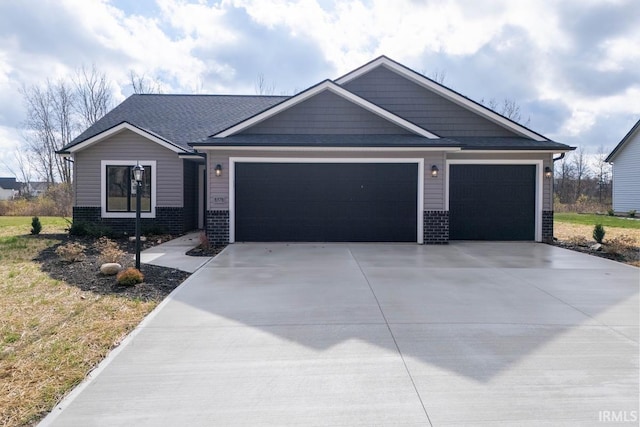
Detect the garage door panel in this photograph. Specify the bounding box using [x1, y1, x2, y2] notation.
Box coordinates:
[449, 164, 536, 241]
[235, 163, 417, 242]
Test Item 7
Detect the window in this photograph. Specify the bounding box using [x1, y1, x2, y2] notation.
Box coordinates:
[106, 165, 151, 212]
[101, 160, 156, 218]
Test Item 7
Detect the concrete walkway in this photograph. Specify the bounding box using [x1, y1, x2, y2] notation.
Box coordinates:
[40, 242, 639, 426]
[140, 231, 211, 273]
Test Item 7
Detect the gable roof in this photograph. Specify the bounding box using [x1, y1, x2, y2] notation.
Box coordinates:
[0, 177, 20, 190]
[62, 94, 287, 152]
[211, 80, 439, 139]
[606, 119, 640, 162]
[335, 56, 548, 142]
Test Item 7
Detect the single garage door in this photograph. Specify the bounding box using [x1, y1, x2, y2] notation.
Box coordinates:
[449, 164, 536, 240]
[235, 163, 417, 242]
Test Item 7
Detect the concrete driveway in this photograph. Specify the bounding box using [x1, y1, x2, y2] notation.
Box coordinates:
[42, 243, 639, 426]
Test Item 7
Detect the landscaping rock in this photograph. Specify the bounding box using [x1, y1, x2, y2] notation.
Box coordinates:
[590, 243, 602, 251]
[100, 263, 122, 275]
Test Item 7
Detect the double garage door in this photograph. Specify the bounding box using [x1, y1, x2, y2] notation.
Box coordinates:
[234, 162, 536, 242]
[235, 163, 417, 242]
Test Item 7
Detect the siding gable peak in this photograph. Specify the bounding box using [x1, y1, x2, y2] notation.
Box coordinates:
[606, 118, 640, 163]
[335, 56, 548, 142]
[212, 80, 439, 139]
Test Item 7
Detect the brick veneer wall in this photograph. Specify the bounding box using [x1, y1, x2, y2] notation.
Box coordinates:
[72, 206, 185, 235]
[424, 210, 449, 244]
[542, 210, 553, 243]
[206, 210, 229, 246]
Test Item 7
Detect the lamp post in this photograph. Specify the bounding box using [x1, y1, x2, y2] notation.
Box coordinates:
[132, 162, 145, 270]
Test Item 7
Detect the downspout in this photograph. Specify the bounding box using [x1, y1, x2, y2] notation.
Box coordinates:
[553, 153, 565, 162]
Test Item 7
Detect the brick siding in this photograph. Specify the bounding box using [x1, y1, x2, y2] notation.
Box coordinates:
[542, 210, 554, 243]
[424, 210, 449, 244]
[72, 206, 186, 235]
[206, 210, 229, 246]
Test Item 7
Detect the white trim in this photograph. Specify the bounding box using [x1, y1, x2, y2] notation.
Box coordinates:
[214, 81, 439, 139]
[101, 160, 157, 219]
[336, 57, 547, 142]
[444, 159, 544, 242]
[228, 157, 424, 244]
[68, 123, 187, 154]
[199, 145, 460, 152]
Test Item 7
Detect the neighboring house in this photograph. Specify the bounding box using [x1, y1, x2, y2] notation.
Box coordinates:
[0, 177, 20, 200]
[606, 119, 640, 214]
[23, 182, 49, 197]
[58, 56, 573, 244]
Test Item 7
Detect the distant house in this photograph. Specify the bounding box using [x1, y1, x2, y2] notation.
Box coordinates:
[0, 177, 20, 200]
[606, 119, 640, 214]
[24, 182, 49, 197]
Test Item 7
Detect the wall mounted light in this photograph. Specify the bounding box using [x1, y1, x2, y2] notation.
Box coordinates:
[544, 166, 552, 179]
[431, 165, 439, 178]
[215, 164, 222, 177]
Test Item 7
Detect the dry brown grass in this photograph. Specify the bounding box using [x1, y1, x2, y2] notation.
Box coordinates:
[0, 218, 157, 426]
[554, 222, 640, 246]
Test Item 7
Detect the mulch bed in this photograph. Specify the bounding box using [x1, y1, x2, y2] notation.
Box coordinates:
[552, 239, 639, 265]
[32, 234, 192, 302]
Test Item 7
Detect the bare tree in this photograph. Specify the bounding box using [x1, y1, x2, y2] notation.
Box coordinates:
[129, 70, 163, 94]
[21, 81, 67, 184]
[480, 97, 530, 125]
[554, 152, 576, 204]
[594, 145, 612, 203]
[255, 73, 276, 95]
[429, 70, 446, 84]
[571, 146, 590, 201]
[74, 64, 113, 127]
[2, 151, 33, 194]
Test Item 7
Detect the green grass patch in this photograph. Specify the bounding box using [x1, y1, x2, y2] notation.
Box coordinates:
[554, 212, 640, 229]
[0, 216, 69, 237]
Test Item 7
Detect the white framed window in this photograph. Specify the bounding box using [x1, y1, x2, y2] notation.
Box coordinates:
[101, 160, 157, 218]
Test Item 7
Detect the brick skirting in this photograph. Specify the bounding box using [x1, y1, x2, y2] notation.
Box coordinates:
[72, 206, 186, 235]
[542, 210, 554, 243]
[206, 210, 229, 246]
[424, 210, 449, 244]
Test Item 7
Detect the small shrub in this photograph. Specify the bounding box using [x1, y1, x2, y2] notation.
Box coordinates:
[55, 242, 87, 262]
[604, 235, 636, 255]
[592, 224, 605, 244]
[198, 231, 210, 250]
[116, 267, 144, 286]
[629, 210, 637, 218]
[607, 208, 615, 216]
[30, 216, 42, 235]
[67, 220, 115, 238]
[94, 237, 126, 264]
[567, 235, 588, 246]
[142, 224, 167, 236]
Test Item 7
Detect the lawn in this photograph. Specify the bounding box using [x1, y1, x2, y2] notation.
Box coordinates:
[554, 212, 640, 229]
[0, 216, 158, 426]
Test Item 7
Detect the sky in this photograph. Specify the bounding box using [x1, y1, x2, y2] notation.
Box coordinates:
[0, 0, 639, 178]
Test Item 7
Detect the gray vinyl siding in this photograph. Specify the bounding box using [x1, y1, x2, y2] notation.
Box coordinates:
[611, 131, 640, 212]
[74, 129, 183, 207]
[447, 152, 554, 211]
[241, 90, 412, 135]
[342, 66, 520, 138]
[206, 149, 445, 211]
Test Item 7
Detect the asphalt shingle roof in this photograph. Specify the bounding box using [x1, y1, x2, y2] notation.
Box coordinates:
[66, 94, 288, 151]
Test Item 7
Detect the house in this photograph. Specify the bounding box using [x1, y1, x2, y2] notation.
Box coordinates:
[58, 56, 572, 244]
[606, 119, 640, 214]
[0, 177, 20, 200]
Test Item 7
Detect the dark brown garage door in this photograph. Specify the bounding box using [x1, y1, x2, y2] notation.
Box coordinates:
[235, 163, 417, 242]
[449, 164, 536, 240]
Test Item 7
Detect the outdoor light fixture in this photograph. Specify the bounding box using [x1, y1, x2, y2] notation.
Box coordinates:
[215, 164, 222, 177]
[544, 166, 552, 179]
[431, 165, 439, 178]
[132, 162, 145, 270]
